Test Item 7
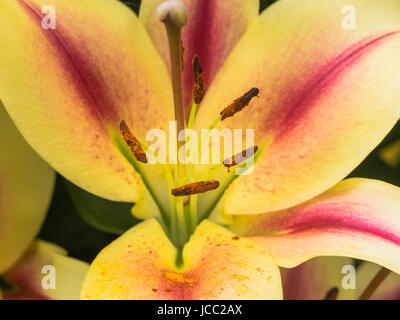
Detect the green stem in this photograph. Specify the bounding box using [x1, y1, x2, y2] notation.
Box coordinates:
[175, 197, 188, 245]
[187, 101, 197, 130]
[189, 193, 198, 233]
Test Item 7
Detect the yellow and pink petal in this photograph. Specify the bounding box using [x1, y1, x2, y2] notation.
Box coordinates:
[0, 0, 174, 203]
[81, 219, 282, 299]
[231, 178, 400, 274]
[139, 0, 259, 113]
[2, 240, 89, 300]
[0, 104, 55, 274]
[194, 0, 400, 215]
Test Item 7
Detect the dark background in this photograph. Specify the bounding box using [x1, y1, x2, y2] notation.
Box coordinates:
[38, 0, 400, 263]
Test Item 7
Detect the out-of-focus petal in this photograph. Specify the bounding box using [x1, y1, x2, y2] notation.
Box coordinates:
[0, 104, 55, 273]
[280, 257, 357, 300]
[2, 240, 89, 300]
[356, 262, 400, 300]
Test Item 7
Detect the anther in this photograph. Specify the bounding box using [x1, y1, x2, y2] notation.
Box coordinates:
[220, 88, 259, 121]
[181, 41, 185, 70]
[192, 55, 205, 104]
[223, 146, 259, 170]
[324, 287, 339, 300]
[171, 180, 220, 196]
[120, 120, 148, 163]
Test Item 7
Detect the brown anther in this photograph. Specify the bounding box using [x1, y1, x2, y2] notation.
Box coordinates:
[324, 287, 339, 300]
[192, 55, 205, 104]
[232, 236, 240, 240]
[220, 88, 259, 120]
[171, 180, 220, 196]
[181, 41, 185, 71]
[120, 120, 148, 163]
[223, 146, 259, 170]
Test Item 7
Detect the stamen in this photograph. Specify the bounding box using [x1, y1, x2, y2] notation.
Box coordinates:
[120, 120, 147, 163]
[220, 88, 259, 121]
[223, 146, 259, 170]
[324, 287, 339, 300]
[192, 55, 205, 104]
[181, 41, 185, 70]
[359, 267, 391, 300]
[172, 180, 220, 196]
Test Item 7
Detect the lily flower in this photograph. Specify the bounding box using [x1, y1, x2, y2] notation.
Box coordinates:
[0, 103, 88, 299]
[0, 0, 400, 299]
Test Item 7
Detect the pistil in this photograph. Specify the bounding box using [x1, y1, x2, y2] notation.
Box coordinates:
[158, 0, 187, 186]
[158, 1, 190, 247]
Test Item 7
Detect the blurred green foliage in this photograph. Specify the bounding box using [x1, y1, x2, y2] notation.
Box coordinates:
[38, 0, 399, 264]
[65, 181, 138, 235]
[39, 177, 118, 263]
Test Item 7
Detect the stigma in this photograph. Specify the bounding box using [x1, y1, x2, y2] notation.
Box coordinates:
[157, 0, 188, 28]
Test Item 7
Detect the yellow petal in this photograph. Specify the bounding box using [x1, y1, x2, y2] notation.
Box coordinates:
[81, 219, 282, 299]
[140, 0, 259, 112]
[0, 0, 174, 202]
[2, 240, 89, 300]
[231, 178, 400, 275]
[194, 0, 400, 215]
[0, 104, 55, 273]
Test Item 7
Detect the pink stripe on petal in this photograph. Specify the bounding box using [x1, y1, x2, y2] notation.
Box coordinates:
[275, 32, 400, 139]
[139, 0, 259, 113]
[18, 0, 112, 124]
[0, 0, 174, 202]
[231, 179, 400, 274]
[194, 0, 400, 216]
